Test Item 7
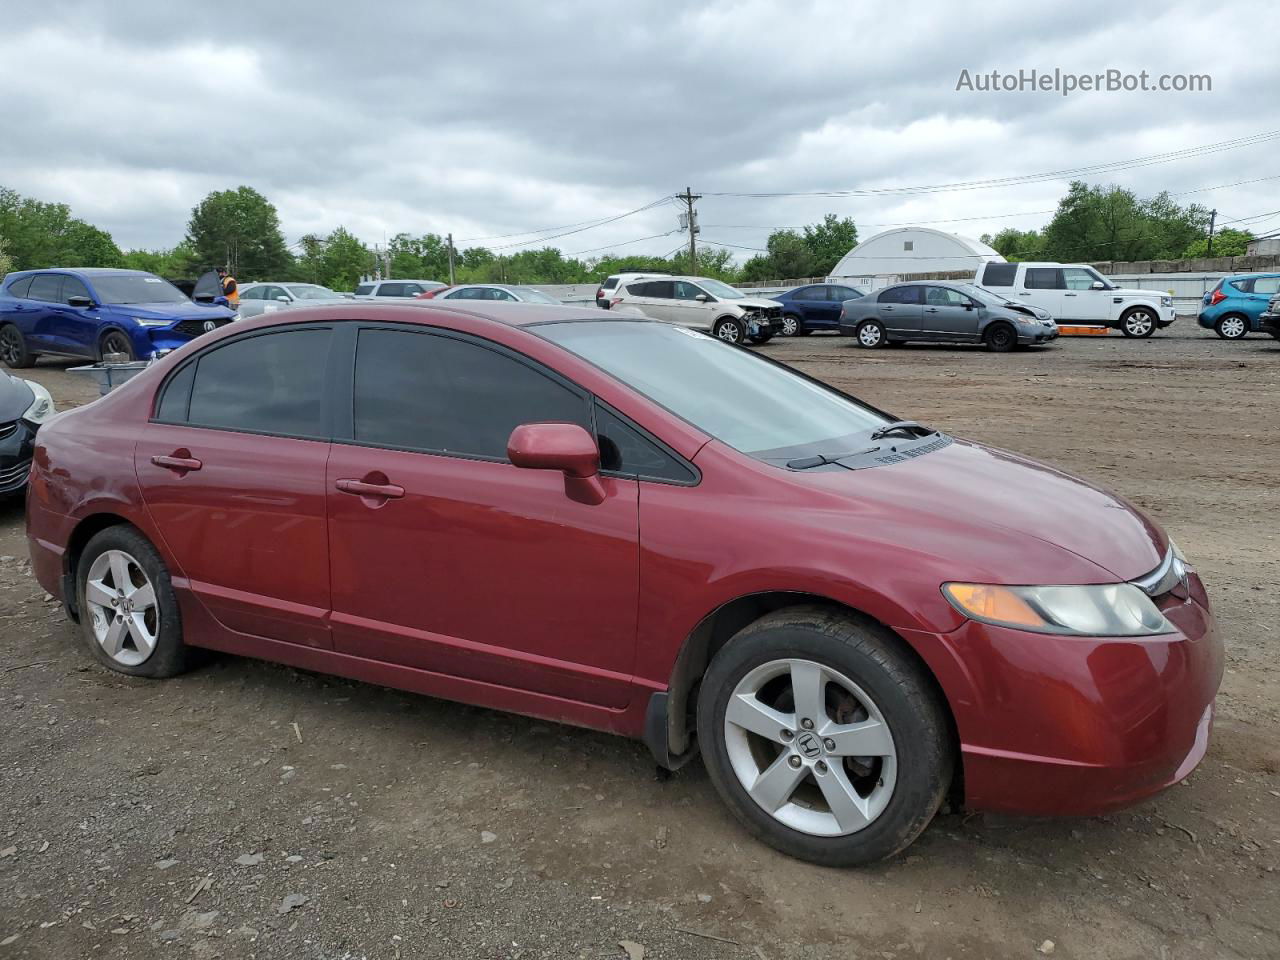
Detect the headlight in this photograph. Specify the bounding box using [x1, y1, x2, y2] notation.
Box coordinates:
[132, 317, 171, 327]
[942, 582, 1173, 636]
[21, 380, 57, 426]
[1161, 296, 1173, 308]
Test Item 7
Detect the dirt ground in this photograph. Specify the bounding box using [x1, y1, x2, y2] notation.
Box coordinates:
[1, 324, 1277, 960]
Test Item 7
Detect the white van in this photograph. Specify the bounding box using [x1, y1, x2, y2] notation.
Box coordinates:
[975, 262, 1175, 337]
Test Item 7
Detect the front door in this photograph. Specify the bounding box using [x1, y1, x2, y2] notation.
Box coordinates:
[1061, 268, 1110, 322]
[795, 286, 836, 327]
[326, 325, 641, 709]
[923, 286, 980, 340]
[49, 275, 102, 355]
[668, 280, 716, 330]
[134, 325, 336, 649]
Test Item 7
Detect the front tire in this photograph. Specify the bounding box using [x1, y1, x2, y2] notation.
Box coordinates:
[984, 322, 1016, 353]
[855, 320, 888, 349]
[0, 324, 35, 368]
[697, 607, 953, 867]
[99, 329, 136, 360]
[76, 526, 190, 678]
[1120, 308, 1157, 338]
[1214, 314, 1248, 340]
[780, 315, 802, 337]
[713, 317, 746, 345]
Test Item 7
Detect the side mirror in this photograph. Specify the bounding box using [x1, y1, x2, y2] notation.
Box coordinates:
[276, 296, 291, 303]
[508, 422, 605, 505]
[963, 301, 974, 310]
[694, 293, 710, 302]
[67, 295, 94, 308]
[1090, 281, 1106, 290]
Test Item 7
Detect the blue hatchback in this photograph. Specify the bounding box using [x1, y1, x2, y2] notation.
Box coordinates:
[768, 282, 866, 336]
[1196, 273, 1280, 339]
[0, 268, 237, 368]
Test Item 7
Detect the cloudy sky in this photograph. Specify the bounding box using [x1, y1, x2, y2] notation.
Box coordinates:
[2, 0, 1277, 261]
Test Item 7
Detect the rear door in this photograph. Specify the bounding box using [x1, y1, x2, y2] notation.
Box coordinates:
[24, 274, 66, 351]
[325, 324, 641, 708]
[627, 280, 676, 321]
[876, 285, 923, 334]
[1020, 267, 1065, 319]
[794, 285, 835, 327]
[134, 324, 337, 649]
[923, 285, 980, 340]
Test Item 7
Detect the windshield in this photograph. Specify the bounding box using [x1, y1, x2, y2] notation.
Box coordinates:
[91, 274, 190, 305]
[695, 278, 747, 300]
[287, 284, 341, 300]
[954, 283, 1016, 307]
[538, 321, 890, 462]
[513, 287, 560, 304]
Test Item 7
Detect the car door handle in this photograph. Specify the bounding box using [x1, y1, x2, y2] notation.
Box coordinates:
[151, 454, 202, 472]
[882, 305, 894, 311]
[335, 478, 405, 500]
[1065, 292, 1078, 297]
[925, 307, 939, 313]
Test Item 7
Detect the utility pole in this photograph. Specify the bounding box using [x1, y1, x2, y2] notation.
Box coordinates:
[680, 187, 700, 274]
[1206, 209, 1218, 257]
[447, 233, 456, 284]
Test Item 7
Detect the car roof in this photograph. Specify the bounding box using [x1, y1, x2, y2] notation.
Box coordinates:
[237, 299, 634, 330]
[8, 267, 154, 278]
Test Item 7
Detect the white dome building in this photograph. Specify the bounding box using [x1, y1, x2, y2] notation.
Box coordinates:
[828, 227, 1004, 283]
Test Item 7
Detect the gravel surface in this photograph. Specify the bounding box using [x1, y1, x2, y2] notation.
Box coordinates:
[0, 325, 1277, 959]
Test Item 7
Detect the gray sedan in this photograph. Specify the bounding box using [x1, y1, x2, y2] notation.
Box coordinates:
[236, 282, 353, 318]
[838, 281, 1058, 352]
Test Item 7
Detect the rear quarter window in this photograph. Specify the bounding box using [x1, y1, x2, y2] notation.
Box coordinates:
[981, 263, 1018, 287]
[355, 284, 374, 296]
[5, 277, 34, 299]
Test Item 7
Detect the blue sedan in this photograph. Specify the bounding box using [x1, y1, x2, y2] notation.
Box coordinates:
[0, 268, 237, 367]
[768, 282, 866, 336]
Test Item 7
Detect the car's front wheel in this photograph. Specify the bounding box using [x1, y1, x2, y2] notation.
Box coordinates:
[76, 525, 190, 678]
[697, 607, 953, 867]
[1120, 308, 1157, 338]
[713, 317, 746, 345]
[1214, 314, 1248, 340]
[0, 324, 35, 368]
[984, 322, 1017, 353]
[780, 315, 802, 337]
[99, 330, 136, 360]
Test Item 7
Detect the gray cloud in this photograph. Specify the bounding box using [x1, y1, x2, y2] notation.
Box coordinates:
[1, 0, 1276, 257]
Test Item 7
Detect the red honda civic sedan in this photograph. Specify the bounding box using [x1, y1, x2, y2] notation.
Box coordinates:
[25, 303, 1222, 866]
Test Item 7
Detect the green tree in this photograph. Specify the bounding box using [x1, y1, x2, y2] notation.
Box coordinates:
[802, 214, 858, 275]
[0, 235, 13, 278]
[739, 229, 816, 281]
[0, 185, 124, 269]
[299, 227, 372, 291]
[185, 186, 293, 278]
[982, 227, 1044, 261]
[1181, 227, 1252, 259]
[388, 232, 451, 281]
[1037, 181, 1211, 262]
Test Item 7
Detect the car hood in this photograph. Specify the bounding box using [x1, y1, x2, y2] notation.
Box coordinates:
[734, 298, 783, 310]
[0, 374, 34, 420]
[114, 301, 238, 322]
[1111, 287, 1164, 299]
[795, 437, 1166, 585]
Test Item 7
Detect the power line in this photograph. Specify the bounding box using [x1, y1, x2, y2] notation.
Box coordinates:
[457, 195, 676, 245]
[701, 129, 1280, 199]
[565, 230, 682, 256]
[485, 197, 677, 251]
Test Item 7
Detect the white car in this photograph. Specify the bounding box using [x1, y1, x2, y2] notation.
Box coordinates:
[596, 272, 669, 308]
[235, 282, 351, 318]
[430, 284, 562, 304]
[608, 276, 785, 344]
[975, 262, 1175, 338]
[353, 279, 446, 299]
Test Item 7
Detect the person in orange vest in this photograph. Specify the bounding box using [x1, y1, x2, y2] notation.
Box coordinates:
[217, 266, 239, 307]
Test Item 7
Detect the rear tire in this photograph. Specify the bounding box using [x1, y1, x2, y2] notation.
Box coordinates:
[76, 526, 190, 679]
[984, 322, 1016, 353]
[855, 320, 888, 349]
[0, 324, 35, 368]
[697, 606, 953, 867]
[713, 317, 746, 345]
[1214, 314, 1248, 340]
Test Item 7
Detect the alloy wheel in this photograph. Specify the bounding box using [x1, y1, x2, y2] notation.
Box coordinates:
[85, 549, 159, 667]
[781, 316, 800, 336]
[1124, 311, 1155, 337]
[101, 332, 132, 358]
[0, 328, 21, 365]
[722, 658, 897, 837]
[716, 320, 743, 344]
[1219, 316, 1247, 339]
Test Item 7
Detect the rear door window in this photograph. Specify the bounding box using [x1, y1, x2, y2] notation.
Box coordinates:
[981, 263, 1018, 287]
[6, 277, 34, 299]
[28, 274, 64, 302]
[1227, 278, 1253, 293]
[355, 284, 375, 296]
[878, 286, 920, 304]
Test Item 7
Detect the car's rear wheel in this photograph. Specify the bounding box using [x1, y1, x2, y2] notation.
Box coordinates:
[1214, 314, 1248, 340]
[698, 607, 953, 867]
[713, 318, 746, 345]
[984, 322, 1017, 353]
[1120, 308, 1157, 338]
[0, 324, 35, 368]
[855, 320, 887, 349]
[76, 526, 190, 678]
[780, 315, 802, 337]
[99, 330, 136, 360]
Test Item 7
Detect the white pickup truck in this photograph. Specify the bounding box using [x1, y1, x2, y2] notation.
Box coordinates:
[974, 262, 1176, 338]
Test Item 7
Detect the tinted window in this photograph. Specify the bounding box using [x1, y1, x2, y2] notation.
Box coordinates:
[353, 329, 589, 459]
[375, 283, 405, 297]
[646, 281, 675, 299]
[878, 286, 921, 304]
[1254, 277, 1280, 295]
[595, 404, 695, 483]
[92, 274, 189, 304]
[602, 277, 619, 290]
[186, 329, 332, 437]
[155, 361, 196, 422]
[981, 263, 1018, 287]
[355, 284, 375, 296]
[1025, 268, 1064, 290]
[239, 286, 262, 301]
[800, 286, 830, 301]
[1227, 278, 1252, 293]
[832, 286, 862, 300]
[6, 277, 34, 299]
[61, 276, 91, 303]
[28, 275, 64, 302]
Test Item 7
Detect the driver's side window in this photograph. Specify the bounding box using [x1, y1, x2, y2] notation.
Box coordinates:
[674, 281, 705, 301]
[1062, 269, 1098, 291]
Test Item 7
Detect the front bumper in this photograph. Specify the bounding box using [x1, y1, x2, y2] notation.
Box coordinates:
[1259, 312, 1280, 337]
[907, 572, 1222, 816]
[143, 316, 237, 356]
[1017, 324, 1059, 344]
[1156, 305, 1177, 328]
[0, 419, 37, 495]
